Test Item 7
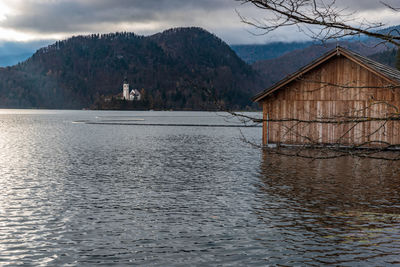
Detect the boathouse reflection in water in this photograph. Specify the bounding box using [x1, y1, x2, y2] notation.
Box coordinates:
[254, 152, 400, 264]
[259, 151, 400, 213]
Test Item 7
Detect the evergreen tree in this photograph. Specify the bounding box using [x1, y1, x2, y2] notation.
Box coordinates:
[396, 47, 400, 71]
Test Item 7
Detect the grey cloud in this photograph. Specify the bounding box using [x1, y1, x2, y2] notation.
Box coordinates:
[335, 0, 399, 11]
[2, 0, 237, 33]
[0, 0, 399, 44]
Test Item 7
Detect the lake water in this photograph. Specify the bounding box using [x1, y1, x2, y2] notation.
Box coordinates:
[1, 110, 400, 266]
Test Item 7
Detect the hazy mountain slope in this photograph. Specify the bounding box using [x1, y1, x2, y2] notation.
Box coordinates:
[232, 25, 400, 64]
[252, 41, 392, 88]
[369, 48, 397, 68]
[231, 42, 314, 63]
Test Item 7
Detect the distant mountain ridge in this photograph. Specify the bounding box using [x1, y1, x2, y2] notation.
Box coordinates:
[0, 27, 263, 109]
[232, 25, 400, 64]
[251, 41, 394, 88]
[231, 42, 315, 63]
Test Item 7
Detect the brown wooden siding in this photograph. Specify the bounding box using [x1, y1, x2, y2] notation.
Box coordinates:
[262, 56, 400, 146]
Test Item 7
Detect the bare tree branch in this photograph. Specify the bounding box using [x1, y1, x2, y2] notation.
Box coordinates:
[380, 1, 400, 11]
[237, 0, 400, 45]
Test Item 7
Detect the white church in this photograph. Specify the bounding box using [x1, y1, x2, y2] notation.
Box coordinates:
[122, 78, 141, 101]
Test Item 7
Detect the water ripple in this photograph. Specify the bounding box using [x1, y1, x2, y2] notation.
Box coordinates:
[0, 110, 399, 265]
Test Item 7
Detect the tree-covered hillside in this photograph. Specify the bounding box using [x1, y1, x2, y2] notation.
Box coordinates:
[0, 27, 263, 110]
[252, 41, 394, 88]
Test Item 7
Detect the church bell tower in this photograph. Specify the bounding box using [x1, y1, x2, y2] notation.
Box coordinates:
[123, 78, 130, 100]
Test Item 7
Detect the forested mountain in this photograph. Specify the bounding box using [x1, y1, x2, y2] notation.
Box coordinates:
[369, 48, 398, 68]
[0, 27, 263, 109]
[252, 41, 394, 88]
[2, 26, 398, 110]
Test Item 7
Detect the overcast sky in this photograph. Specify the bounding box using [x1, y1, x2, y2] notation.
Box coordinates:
[0, 0, 399, 44]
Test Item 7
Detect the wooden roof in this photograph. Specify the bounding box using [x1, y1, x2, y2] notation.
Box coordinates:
[253, 46, 400, 102]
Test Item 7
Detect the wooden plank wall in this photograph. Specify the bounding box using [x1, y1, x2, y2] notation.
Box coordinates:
[262, 56, 400, 146]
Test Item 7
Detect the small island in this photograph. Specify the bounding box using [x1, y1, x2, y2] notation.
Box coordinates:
[91, 78, 151, 110]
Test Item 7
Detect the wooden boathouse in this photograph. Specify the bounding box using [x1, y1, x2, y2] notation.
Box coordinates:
[253, 47, 400, 147]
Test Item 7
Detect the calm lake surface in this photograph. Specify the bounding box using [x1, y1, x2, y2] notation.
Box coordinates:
[1, 110, 400, 266]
